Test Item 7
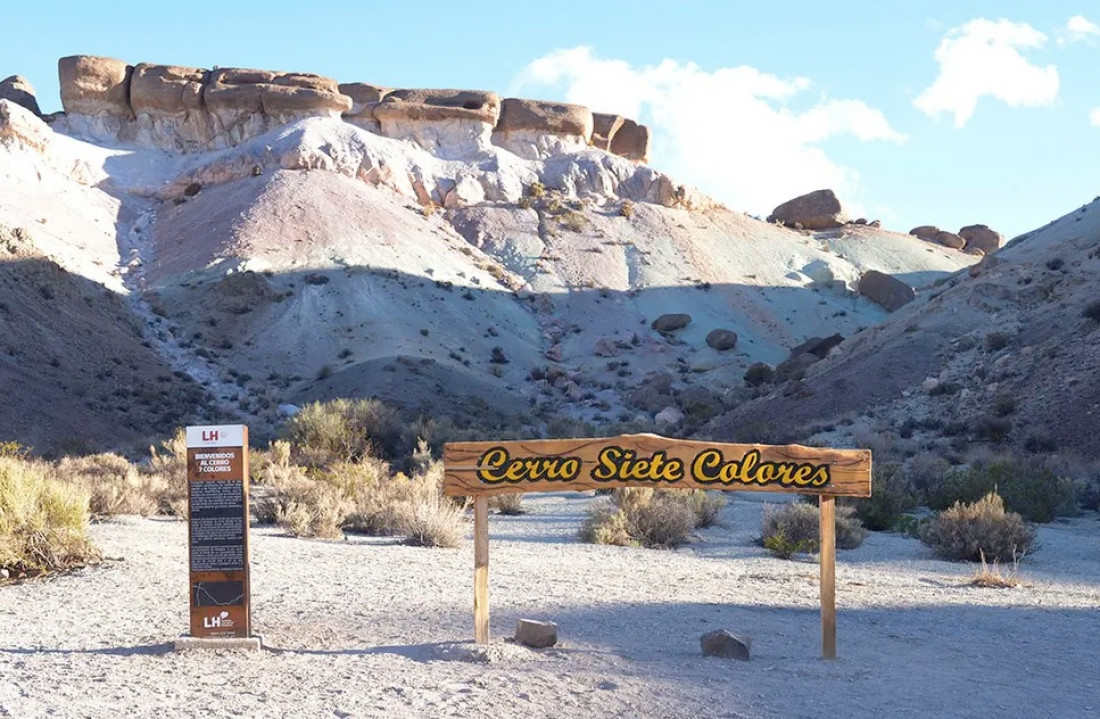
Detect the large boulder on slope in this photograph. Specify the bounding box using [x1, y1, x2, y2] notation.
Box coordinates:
[959, 224, 1004, 254]
[58, 55, 134, 118]
[934, 230, 965, 250]
[609, 118, 650, 163]
[768, 189, 847, 230]
[339, 82, 391, 131]
[374, 88, 501, 125]
[0, 76, 41, 117]
[858, 270, 915, 312]
[496, 98, 593, 138]
[591, 112, 624, 150]
[909, 225, 940, 241]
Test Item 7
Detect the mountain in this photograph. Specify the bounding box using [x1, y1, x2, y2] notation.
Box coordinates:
[0, 56, 983, 453]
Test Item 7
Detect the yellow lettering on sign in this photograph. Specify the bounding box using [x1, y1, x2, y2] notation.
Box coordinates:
[476, 447, 581, 483]
[691, 449, 830, 488]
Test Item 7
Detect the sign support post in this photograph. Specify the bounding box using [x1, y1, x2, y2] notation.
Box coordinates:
[174, 424, 261, 651]
[819, 495, 837, 660]
[473, 496, 490, 644]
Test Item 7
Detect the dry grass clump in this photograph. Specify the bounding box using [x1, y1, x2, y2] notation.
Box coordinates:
[920, 492, 1035, 562]
[54, 453, 165, 518]
[759, 501, 866, 559]
[970, 551, 1022, 589]
[144, 428, 189, 516]
[0, 456, 100, 577]
[580, 488, 724, 548]
[252, 438, 464, 547]
[489, 493, 526, 515]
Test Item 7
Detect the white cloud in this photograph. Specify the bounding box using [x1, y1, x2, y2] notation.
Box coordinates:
[1066, 15, 1100, 43]
[514, 47, 904, 217]
[1089, 107, 1100, 127]
[914, 18, 1059, 127]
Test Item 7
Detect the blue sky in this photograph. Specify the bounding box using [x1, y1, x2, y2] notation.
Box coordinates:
[3, 1, 1098, 239]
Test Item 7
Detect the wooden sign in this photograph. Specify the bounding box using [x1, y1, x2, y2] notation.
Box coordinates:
[186, 425, 251, 639]
[443, 434, 873, 660]
[444, 435, 871, 498]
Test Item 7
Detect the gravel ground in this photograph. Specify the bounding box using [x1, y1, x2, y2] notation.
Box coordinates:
[2, 493, 1099, 718]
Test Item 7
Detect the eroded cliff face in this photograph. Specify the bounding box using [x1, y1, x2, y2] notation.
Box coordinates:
[50, 55, 653, 163]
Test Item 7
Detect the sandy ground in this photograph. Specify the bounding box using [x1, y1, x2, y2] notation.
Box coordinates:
[2, 494, 1099, 719]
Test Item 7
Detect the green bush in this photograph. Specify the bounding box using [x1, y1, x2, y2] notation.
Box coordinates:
[923, 457, 1077, 522]
[759, 501, 865, 558]
[847, 462, 918, 530]
[284, 398, 405, 466]
[0, 456, 100, 576]
[920, 492, 1035, 562]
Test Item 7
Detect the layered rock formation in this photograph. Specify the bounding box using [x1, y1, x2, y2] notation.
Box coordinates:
[374, 88, 500, 158]
[51, 54, 651, 163]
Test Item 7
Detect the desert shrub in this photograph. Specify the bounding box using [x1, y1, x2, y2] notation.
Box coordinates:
[144, 428, 189, 516]
[620, 200, 635, 218]
[975, 415, 1012, 443]
[1075, 474, 1100, 512]
[393, 463, 464, 548]
[274, 479, 350, 539]
[743, 363, 775, 387]
[923, 458, 1077, 522]
[284, 398, 405, 466]
[984, 332, 1010, 352]
[920, 492, 1035, 562]
[759, 501, 865, 557]
[907, 453, 951, 496]
[0, 441, 31, 459]
[0, 456, 100, 576]
[55, 453, 164, 518]
[489, 493, 526, 515]
[579, 488, 697, 548]
[846, 462, 918, 530]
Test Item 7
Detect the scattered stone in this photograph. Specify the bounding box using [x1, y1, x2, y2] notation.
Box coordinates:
[700, 629, 751, 660]
[544, 344, 563, 362]
[767, 189, 848, 231]
[651, 313, 691, 332]
[868, 219, 882, 228]
[278, 404, 300, 417]
[0, 75, 41, 117]
[801, 259, 834, 286]
[858, 270, 915, 312]
[934, 230, 965, 250]
[789, 334, 844, 360]
[705, 329, 738, 351]
[959, 224, 1003, 254]
[852, 217, 868, 225]
[595, 337, 620, 357]
[655, 405, 685, 429]
[514, 619, 558, 648]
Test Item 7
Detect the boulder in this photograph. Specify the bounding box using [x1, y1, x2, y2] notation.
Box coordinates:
[705, 329, 738, 351]
[493, 98, 594, 160]
[959, 224, 1003, 254]
[496, 98, 592, 138]
[608, 118, 650, 163]
[768, 189, 847, 230]
[858, 270, 915, 312]
[339, 82, 391, 131]
[374, 88, 500, 125]
[591, 112, 624, 150]
[909, 225, 940, 241]
[655, 406, 685, 430]
[130, 64, 206, 115]
[0, 76, 41, 117]
[374, 88, 500, 157]
[58, 55, 134, 118]
[700, 629, 751, 660]
[651, 313, 691, 332]
[801, 259, 834, 286]
[594, 337, 620, 357]
[934, 230, 965, 250]
[514, 619, 558, 649]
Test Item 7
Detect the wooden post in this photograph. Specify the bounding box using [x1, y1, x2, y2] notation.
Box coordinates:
[819, 495, 836, 659]
[474, 496, 490, 644]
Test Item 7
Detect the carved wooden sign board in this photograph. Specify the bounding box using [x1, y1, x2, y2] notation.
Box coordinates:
[443, 434, 872, 658]
[185, 425, 251, 639]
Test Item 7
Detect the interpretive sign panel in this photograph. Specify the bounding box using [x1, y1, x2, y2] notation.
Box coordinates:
[443, 433, 872, 658]
[186, 425, 251, 639]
